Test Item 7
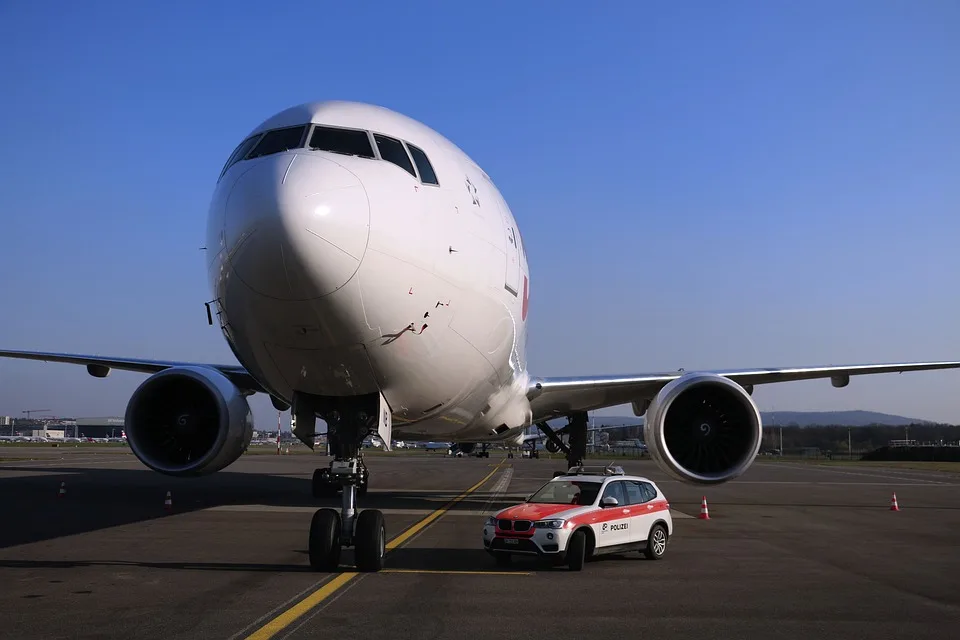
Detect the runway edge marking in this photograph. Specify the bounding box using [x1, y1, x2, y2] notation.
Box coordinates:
[244, 459, 506, 640]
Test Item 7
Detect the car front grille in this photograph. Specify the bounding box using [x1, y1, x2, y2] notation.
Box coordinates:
[497, 519, 532, 532]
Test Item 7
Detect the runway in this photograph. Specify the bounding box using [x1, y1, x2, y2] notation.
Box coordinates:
[1, 448, 959, 639]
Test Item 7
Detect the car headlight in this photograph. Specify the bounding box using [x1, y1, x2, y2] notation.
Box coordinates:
[485, 516, 497, 526]
[534, 519, 565, 529]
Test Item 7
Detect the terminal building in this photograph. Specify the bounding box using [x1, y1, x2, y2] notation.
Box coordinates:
[75, 417, 125, 439]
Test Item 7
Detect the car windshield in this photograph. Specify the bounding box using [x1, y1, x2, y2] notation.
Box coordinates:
[527, 480, 602, 505]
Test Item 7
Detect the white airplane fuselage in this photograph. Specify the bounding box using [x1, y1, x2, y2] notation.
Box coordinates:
[207, 101, 533, 444]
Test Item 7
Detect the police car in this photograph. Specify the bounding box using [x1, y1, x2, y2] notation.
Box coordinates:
[481, 465, 673, 571]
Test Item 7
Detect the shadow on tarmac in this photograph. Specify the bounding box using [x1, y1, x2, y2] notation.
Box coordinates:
[0, 465, 517, 549]
[0, 548, 604, 574]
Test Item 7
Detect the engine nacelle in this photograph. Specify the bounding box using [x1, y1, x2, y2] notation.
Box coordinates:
[456, 442, 477, 455]
[643, 373, 762, 485]
[124, 366, 254, 477]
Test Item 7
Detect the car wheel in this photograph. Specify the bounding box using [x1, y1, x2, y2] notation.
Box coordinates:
[567, 530, 586, 571]
[643, 523, 668, 560]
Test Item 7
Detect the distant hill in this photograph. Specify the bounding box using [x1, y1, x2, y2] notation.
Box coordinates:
[580, 410, 932, 428]
[760, 410, 931, 427]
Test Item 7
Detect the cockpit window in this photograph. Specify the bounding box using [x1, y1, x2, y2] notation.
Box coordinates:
[374, 134, 416, 178]
[245, 125, 307, 160]
[219, 134, 262, 180]
[308, 126, 376, 158]
[406, 143, 439, 185]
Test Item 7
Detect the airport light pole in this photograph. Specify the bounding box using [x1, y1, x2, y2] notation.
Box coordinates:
[848, 427, 852, 461]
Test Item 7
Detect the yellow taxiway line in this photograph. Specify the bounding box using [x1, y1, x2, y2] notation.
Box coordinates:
[245, 459, 506, 640]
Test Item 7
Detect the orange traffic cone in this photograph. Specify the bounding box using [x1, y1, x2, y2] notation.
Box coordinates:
[164, 491, 173, 511]
[698, 496, 710, 519]
[57, 481, 66, 498]
[890, 492, 900, 511]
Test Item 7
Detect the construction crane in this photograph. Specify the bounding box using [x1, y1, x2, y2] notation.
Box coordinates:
[15, 409, 52, 438]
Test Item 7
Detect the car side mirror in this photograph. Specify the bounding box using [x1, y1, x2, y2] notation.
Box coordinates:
[601, 496, 618, 508]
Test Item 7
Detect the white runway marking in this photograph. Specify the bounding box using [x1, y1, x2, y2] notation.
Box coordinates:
[754, 462, 958, 485]
[206, 505, 490, 516]
[659, 479, 957, 486]
[480, 467, 514, 515]
[204, 504, 697, 520]
[0, 458, 135, 468]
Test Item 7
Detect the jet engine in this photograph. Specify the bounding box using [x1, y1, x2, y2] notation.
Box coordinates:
[456, 442, 476, 455]
[643, 373, 762, 485]
[123, 366, 254, 476]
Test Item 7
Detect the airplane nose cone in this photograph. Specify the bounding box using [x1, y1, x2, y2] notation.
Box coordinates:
[225, 154, 370, 300]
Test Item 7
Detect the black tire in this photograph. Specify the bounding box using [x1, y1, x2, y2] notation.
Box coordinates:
[643, 523, 668, 560]
[354, 509, 386, 572]
[309, 508, 341, 571]
[566, 530, 586, 571]
[494, 553, 512, 567]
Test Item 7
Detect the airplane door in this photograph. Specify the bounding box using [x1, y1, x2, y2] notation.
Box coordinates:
[486, 186, 521, 298]
[595, 481, 631, 548]
[503, 223, 521, 297]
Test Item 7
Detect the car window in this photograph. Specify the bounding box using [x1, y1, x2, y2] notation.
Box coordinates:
[623, 480, 650, 505]
[642, 482, 659, 502]
[601, 481, 627, 505]
[528, 480, 602, 505]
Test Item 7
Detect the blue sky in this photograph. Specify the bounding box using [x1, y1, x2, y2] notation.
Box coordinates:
[1, 0, 959, 428]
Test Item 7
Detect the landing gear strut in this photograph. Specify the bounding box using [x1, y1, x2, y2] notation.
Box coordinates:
[297, 392, 388, 573]
[312, 458, 368, 498]
[534, 412, 588, 470]
[565, 412, 588, 469]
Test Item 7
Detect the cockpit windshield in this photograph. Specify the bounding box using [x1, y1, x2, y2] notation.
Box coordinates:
[246, 125, 307, 159]
[527, 480, 602, 505]
[308, 126, 375, 158]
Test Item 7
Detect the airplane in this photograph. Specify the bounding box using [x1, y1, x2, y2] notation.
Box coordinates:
[2, 100, 959, 574]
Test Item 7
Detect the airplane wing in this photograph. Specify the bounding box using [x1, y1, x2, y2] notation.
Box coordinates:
[527, 361, 960, 422]
[0, 349, 264, 393]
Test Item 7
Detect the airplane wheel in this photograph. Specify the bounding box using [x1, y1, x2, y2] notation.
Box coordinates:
[566, 530, 586, 571]
[354, 509, 386, 572]
[309, 508, 341, 571]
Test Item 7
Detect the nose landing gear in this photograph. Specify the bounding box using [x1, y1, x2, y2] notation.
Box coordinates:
[296, 391, 390, 572]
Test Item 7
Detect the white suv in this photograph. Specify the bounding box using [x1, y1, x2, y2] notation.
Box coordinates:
[482, 465, 673, 570]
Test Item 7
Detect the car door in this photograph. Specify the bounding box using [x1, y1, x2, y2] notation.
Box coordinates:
[622, 480, 656, 544]
[594, 480, 631, 548]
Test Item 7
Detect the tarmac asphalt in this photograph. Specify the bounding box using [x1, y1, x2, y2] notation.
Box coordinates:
[1, 447, 959, 639]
